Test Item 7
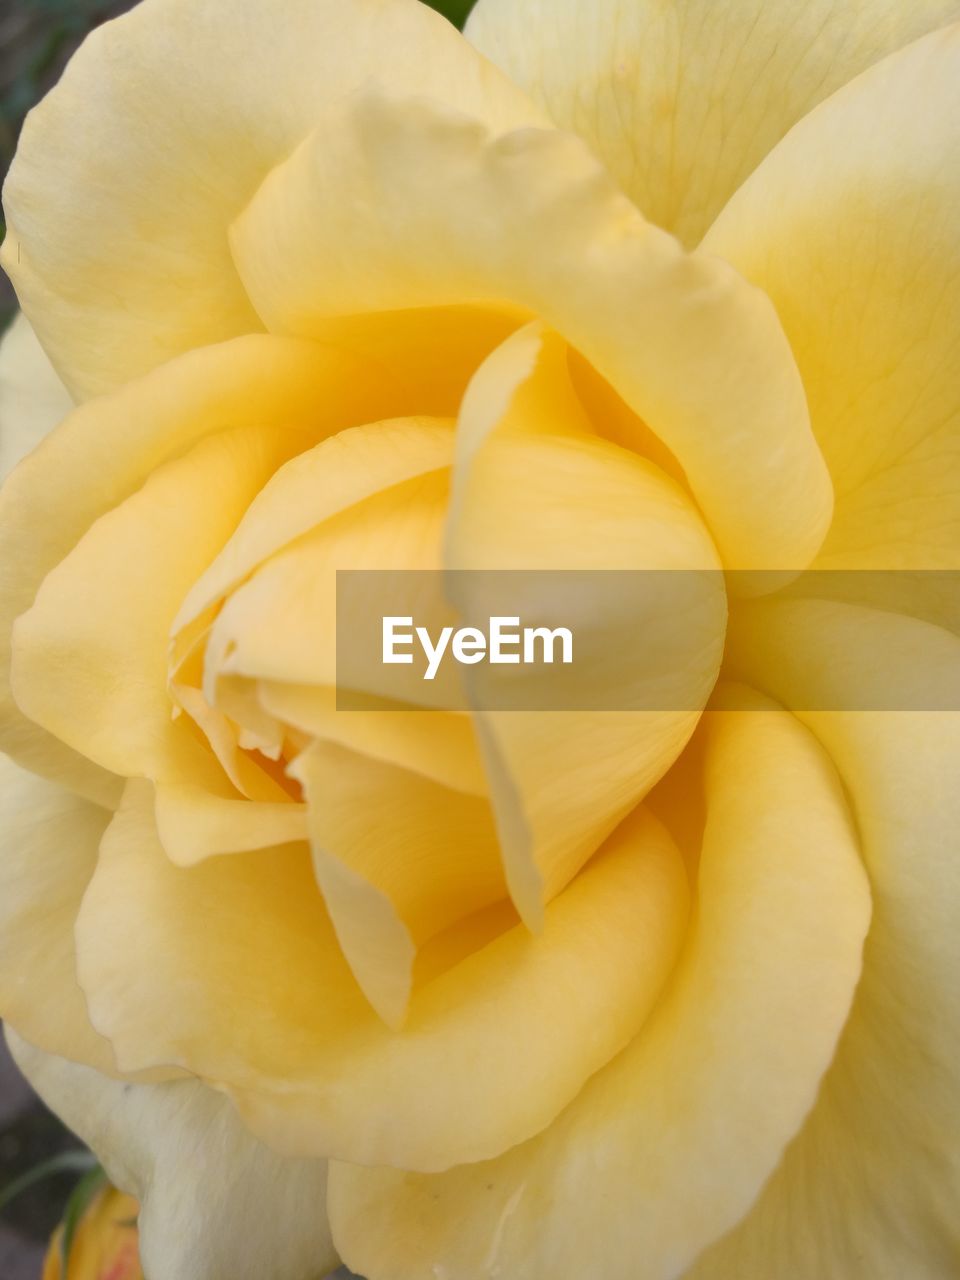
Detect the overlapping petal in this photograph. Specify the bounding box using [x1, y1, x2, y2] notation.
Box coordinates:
[74, 784, 687, 1172]
[327, 692, 870, 1280]
[467, 0, 960, 245]
[704, 602, 960, 1278]
[12, 421, 305, 792]
[6, 1030, 337, 1280]
[0, 333, 400, 800]
[446, 325, 725, 926]
[705, 23, 960, 571]
[0, 315, 72, 482]
[0, 0, 542, 398]
[0, 754, 114, 1072]
[292, 742, 506, 1029]
[231, 91, 832, 572]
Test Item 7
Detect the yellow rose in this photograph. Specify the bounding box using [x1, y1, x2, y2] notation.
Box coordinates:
[43, 1184, 143, 1280]
[1, 0, 958, 1278]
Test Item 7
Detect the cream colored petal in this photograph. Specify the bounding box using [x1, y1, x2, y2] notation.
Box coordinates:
[12, 422, 303, 788]
[0, 754, 115, 1072]
[705, 23, 960, 570]
[0, 314, 72, 482]
[6, 1029, 338, 1280]
[291, 742, 506, 1028]
[2, 0, 542, 399]
[701, 602, 960, 1278]
[447, 325, 726, 926]
[0, 333, 397, 799]
[467, 0, 960, 246]
[327, 691, 871, 1280]
[231, 93, 831, 572]
[75, 785, 687, 1172]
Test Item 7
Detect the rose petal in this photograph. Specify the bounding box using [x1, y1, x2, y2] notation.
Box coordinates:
[466, 0, 960, 246]
[75, 784, 687, 1172]
[0, 314, 72, 482]
[327, 690, 870, 1280]
[705, 23, 960, 570]
[6, 1029, 337, 1280]
[230, 92, 832, 572]
[0, 754, 114, 1072]
[291, 742, 506, 1028]
[1, 0, 541, 398]
[0, 333, 396, 797]
[704, 601, 960, 1277]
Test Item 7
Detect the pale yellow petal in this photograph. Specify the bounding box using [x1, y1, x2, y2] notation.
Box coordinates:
[467, 0, 960, 246]
[173, 416, 455, 644]
[75, 785, 687, 1171]
[6, 1029, 337, 1280]
[704, 603, 960, 1278]
[259, 683, 486, 796]
[704, 23, 960, 570]
[291, 742, 506, 1028]
[2, 0, 541, 399]
[0, 754, 115, 1072]
[0, 314, 72, 482]
[447, 325, 726, 925]
[0, 333, 397, 799]
[203, 470, 451, 698]
[231, 92, 832, 572]
[327, 691, 870, 1280]
[12, 422, 302, 788]
[154, 784, 308, 866]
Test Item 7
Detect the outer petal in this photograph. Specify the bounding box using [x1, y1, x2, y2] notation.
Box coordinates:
[327, 691, 871, 1280]
[74, 784, 688, 1172]
[466, 0, 960, 246]
[12, 422, 304, 791]
[6, 1029, 338, 1280]
[704, 24, 960, 570]
[0, 314, 72, 482]
[0, 333, 399, 800]
[703, 601, 960, 1278]
[1, 0, 542, 398]
[231, 93, 832, 573]
[0, 754, 115, 1072]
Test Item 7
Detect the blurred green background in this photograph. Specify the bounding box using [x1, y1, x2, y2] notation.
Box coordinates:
[0, 0, 477, 325]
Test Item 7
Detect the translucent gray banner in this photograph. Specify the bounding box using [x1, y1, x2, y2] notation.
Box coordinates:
[334, 570, 960, 712]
